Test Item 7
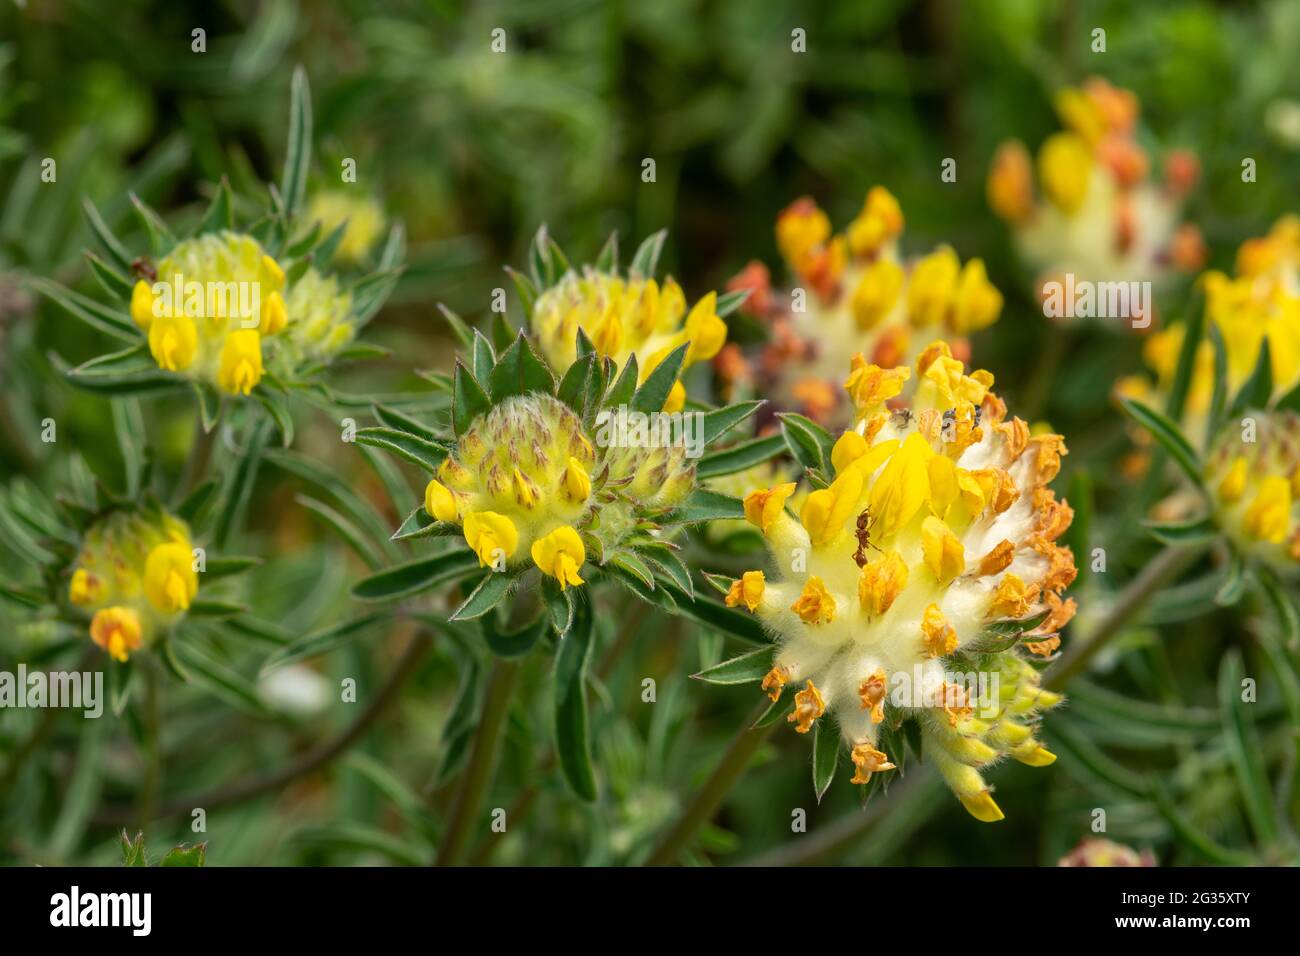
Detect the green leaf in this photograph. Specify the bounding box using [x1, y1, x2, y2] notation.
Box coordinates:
[449, 571, 517, 621]
[603, 353, 639, 408]
[715, 287, 752, 318]
[483, 614, 546, 658]
[662, 489, 744, 523]
[702, 400, 764, 445]
[1217, 648, 1279, 845]
[556, 352, 601, 420]
[111, 397, 147, 499]
[528, 223, 555, 288]
[659, 582, 770, 645]
[471, 329, 496, 382]
[964, 608, 1051, 653]
[1206, 321, 1229, 447]
[159, 844, 207, 867]
[1227, 336, 1272, 421]
[120, 831, 147, 867]
[1148, 778, 1254, 866]
[1143, 514, 1216, 545]
[213, 419, 271, 549]
[255, 389, 294, 446]
[543, 578, 576, 636]
[129, 191, 175, 255]
[1256, 565, 1300, 648]
[391, 506, 458, 542]
[1117, 397, 1204, 490]
[355, 426, 449, 474]
[1165, 310, 1205, 422]
[435, 658, 481, 785]
[779, 412, 833, 474]
[265, 448, 398, 556]
[628, 229, 668, 278]
[697, 433, 786, 479]
[279, 65, 312, 218]
[437, 303, 474, 350]
[81, 198, 133, 271]
[488, 333, 556, 402]
[202, 556, 262, 578]
[195, 177, 234, 236]
[1214, 547, 1246, 606]
[187, 599, 248, 618]
[85, 252, 133, 299]
[594, 232, 618, 273]
[175, 642, 270, 717]
[351, 267, 403, 327]
[194, 382, 222, 433]
[554, 600, 597, 801]
[631, 343, 688, 414]
[261, 611, 391, 673]
[29, 277, 139, 342]
[372, 403, 439, 444]
[351, 549, 480, 601]
[452, 361, 491, 437]
[691, 645, 773, 685]
[505, 266, 537, 322]
[176, 478, 219, 529]
[295, 493, 385, 569]
[812, 720, 839, 803]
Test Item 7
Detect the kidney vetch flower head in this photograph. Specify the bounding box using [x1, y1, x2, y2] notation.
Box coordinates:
[35, 70, 400, 435]
[1119, 217, 1300, 450]
[720, 185, 1003, 426]
[355, 324, 765, 618]
[67, 505, 200, 662]
[712, 341, 1077, 820]
[987, 76, 1204, 327]
[523, 227, 740, 414]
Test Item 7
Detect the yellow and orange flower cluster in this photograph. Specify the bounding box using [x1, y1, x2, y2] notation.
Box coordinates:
[987, 77, 1204, 324]
[1119, 217, 1300, 449]
[725, 342, 1075, 820]
[423, 393, 695, 588]
[66, 507, 199, 662]
[726, 186, 1002, 425]
[532, 267, 727, 413]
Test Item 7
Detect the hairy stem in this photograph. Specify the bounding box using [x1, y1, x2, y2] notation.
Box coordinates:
[644, 698, 776, 866]
[434, 656, 520, 866]
[1046, 543, 1206, 691]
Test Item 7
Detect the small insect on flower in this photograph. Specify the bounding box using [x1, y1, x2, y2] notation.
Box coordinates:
[66, 506, 200, 663]
[723, 186, 1002, 426]
[987, 77, 1204, 329]
[713, 341, 1077, 821]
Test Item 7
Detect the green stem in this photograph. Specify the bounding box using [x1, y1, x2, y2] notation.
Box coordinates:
[137, 664, 163, 831]
[434, 657, 520, 866]
[644, 698, 776, 866]
[1046, 543, 1207, 691]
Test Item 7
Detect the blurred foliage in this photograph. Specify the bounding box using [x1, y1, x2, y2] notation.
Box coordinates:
[3, 0, 1300, 866]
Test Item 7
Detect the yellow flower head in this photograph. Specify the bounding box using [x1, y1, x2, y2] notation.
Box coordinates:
[1125, 217, 1300, 446]
[724, 342, 1075, 819]
[757, 186, 1002, 427]
[1206, 410, 1300, 569]
[987, 77, 1203, 325]
[532, 256, 726, 408]
[430, 392, 697, 586]
[126, 231, 359, 397]
[69, 506, 198, 660]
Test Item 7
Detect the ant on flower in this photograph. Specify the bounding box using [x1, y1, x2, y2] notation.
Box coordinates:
[853, 507, 882, 568]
